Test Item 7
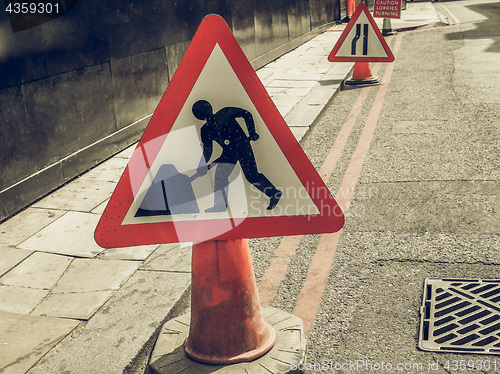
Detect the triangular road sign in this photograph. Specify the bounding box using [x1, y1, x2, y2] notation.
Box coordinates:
[95, 15, 344, 247]
[328, 3, 394, 62]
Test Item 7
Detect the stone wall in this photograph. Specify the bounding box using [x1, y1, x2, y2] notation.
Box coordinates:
[0, 0, 350, 221]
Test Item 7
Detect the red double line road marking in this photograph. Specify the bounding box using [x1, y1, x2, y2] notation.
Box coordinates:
[258, 83, 375, 307]
[258, 67, 380, 307]
[259, 35, 403, 331]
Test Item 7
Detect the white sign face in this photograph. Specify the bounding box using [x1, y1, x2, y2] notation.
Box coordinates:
[122, 43, 320, 226]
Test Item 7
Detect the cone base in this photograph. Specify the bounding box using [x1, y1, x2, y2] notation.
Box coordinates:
[345, 76, 379, 85]
[382, 30, 396, 36]
[184, 322, 276, 364]
[149, 307, 307, 374]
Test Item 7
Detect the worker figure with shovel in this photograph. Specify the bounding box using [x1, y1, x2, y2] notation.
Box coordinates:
[192, 100, 282, 213]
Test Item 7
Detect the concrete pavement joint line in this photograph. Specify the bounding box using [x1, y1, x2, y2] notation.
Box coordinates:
[294, 34, 404, 332]
[137, 268, 190, 274]
[36, 289, 118, 294]
[259, 363, 274, 373]
[373, 258, 500, 266]
[361, 178, 499, 184]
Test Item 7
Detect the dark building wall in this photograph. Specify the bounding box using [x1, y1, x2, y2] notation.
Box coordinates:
[0, 0, 343, 221]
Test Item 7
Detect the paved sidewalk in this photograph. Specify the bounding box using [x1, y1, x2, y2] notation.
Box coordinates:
[0, 3, 442, 373]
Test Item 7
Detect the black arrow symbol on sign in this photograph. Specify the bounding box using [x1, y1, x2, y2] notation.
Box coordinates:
[351, 23, 369, 56]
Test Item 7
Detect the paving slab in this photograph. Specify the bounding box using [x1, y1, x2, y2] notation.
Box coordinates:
[269, 72, 325, 81]
[0, 310, 79, 374]
[264, 86, 286, 95]
[79, 156, 129, 183]
[274, 103, 296, 118]
[0, 285, 49, 314]
[0, 248, 33, 277]
[51, 258, 140, 293]
[32, 178, 116, 212]
[97, 244, 159, 261]
[282, 58, 353, 140]
[255, 68, 274, 81]
[281, 86, 316, 97]
[140, 243, 192, 273]
[270, 97, 299, 118]
[286, 86, 331, 128]
[290, 127, 310, 141]
[28, 271, 190, 374]
[91, 198, 109, 214]
[267, 79, 318, 89]
[17, 211, 105, 258]
[31, 290, 115, 320]
[321, 61, 354, 81]
[0, 208, 65, 248]
[0, 252, 72, 289]
[114, 144, 136, 159]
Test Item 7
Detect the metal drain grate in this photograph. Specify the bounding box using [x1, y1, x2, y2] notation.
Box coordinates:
[419, 278, 500, 355]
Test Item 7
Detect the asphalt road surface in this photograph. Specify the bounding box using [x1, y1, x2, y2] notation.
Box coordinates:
[249, 0, 500, 372]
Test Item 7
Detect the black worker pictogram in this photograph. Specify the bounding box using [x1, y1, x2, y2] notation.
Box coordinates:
[192, 100, 282, 213]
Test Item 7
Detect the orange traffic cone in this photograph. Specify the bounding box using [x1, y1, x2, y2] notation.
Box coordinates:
[184, 239, 276, 364]
[345, 62, 379, 85]
[343, 0, 356, 22]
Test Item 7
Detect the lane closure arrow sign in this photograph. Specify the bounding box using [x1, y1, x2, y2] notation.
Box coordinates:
[328, 3, 394, 62]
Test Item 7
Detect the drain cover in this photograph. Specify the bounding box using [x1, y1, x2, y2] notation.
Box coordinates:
[419, 278, 500, 355]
